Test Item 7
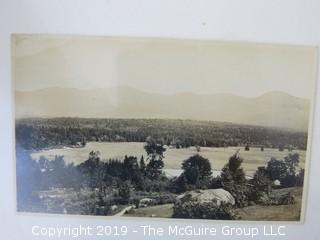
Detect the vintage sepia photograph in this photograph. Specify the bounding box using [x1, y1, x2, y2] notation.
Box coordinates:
[13, 34, 317, 221]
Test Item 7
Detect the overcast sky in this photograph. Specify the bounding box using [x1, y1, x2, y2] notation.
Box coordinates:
[13, 34, 317, 99]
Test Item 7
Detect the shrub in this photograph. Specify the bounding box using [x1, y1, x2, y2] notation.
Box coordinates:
[168, 177, 185, 193]
[222, 183, 252, 207]
[250, 191, 295, 206]
[143, 176, 169, 192]
[154, 193, 177, 205]
[172, 201, 237, 220]
[285, 153, 300, 174]
[169, 154, 212, 193]
[265, 154, 302, 187]
[277, 193, 295, 205]
[249, 167, 272, 203]
[272, 193, 295, 205]
[220, 151, 250, 207]
[74, 192, 112, 216]
[281, 174, 297, 188]
[265, 158, 287, 182]
[252, 167, 272, 193]
[253, 191, 270, 205]
[209, 176, 223, 189]
[170, 173, 209, 194]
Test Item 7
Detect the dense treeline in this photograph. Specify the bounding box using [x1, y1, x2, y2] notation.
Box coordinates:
[17, 137, 167, 193]
[16, 118, 308, 150]
[16, 137, 169, 212]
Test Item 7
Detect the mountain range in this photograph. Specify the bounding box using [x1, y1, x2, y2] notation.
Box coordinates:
[15, 86, 310, 131]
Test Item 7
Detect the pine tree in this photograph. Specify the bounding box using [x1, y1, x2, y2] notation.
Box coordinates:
[144, 137, 166, 180]
[221, 150, 246, 184]
[140, 155, 146, 175]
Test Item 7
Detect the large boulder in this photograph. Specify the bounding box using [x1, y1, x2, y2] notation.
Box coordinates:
[177, 188, 235, 206]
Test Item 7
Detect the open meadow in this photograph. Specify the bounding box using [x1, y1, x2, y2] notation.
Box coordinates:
[29, 142, 306, 177]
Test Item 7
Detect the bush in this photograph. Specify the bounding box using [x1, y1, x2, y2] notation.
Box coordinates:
[222, 183, 252, 207]
[154, 193, 177, 205]
[208, 176, 223, 189]
[272, 192, 295, 205]
[170, 154, 212, 193]
[264, 154, 302, 188]
[172, 201, 237, 220]
[168, 177, 185, 193]
[74, 192, 113, 216]
[143, 177, 169, 192]
[281, 174, 297, 188]
[252, 167, 272, 192]
[250, 191, 295, 206]
[219, 152, 250, 207]
[249, 167, 272, 203]
[267, 191, 295, 206]
[170, 173, 211, 194]
[265, 158, 287, 182]
[253, 191, 270, 205]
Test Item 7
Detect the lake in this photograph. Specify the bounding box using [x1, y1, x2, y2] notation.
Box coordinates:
[29, 142, 306, 177]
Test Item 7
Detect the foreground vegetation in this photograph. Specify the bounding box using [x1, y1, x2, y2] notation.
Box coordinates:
[124, 188, 303, 221]
[237, 187, 303, 221]
[17, 133, 305, 220]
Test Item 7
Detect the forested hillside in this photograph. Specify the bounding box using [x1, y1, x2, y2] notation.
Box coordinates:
[16, 118, 308, 150]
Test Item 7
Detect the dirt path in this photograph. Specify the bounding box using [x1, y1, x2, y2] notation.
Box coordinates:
[113, 206, 134, 217]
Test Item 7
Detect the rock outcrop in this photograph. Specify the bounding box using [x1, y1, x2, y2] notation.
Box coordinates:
[177, 188, 235, 206]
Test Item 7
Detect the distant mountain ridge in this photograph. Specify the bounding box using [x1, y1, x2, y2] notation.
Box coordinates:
[15, 87, 310, 131]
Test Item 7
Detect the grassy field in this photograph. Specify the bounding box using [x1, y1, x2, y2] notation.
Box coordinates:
[30, 142, 306, 176]
[124, 204, 174, 218]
